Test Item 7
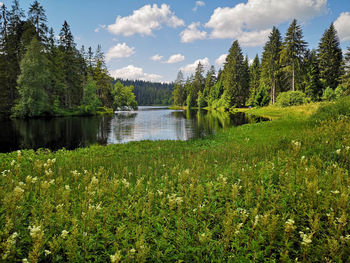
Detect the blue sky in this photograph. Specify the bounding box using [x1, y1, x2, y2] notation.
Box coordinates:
[1, 0, 350, 82]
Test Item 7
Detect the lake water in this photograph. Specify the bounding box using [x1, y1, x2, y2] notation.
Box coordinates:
[0, 106, 267, 153]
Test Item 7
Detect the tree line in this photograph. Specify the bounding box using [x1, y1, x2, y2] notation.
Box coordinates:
[0, 0, 138, 118]
[173, 19, 350, 109]
[114, 79, 174, 106]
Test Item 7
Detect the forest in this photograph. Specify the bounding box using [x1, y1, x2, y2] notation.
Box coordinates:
[0, 0, 139, 118]
[114, 79, 173, 106]
[173, 20, 350, 110]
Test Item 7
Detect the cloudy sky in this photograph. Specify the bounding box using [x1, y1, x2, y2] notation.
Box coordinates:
[1, 0, 350, 82]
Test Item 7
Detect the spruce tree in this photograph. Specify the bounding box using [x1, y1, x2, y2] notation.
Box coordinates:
[303, 50, 322, 101]
[318, 23, 343, 90]
[248, 55, 261, 105]
[342, 46, 350, 92]
[222, 40, 248, 107]
[28, 0, 48, 44]
[203, 65, 216, 106]
[261, 27, 282, 104]
[13, 38, 50, 117]
[280, 19, 307, 91]
[173, 70, 186, 106]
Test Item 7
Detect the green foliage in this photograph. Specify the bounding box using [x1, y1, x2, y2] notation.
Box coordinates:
[80, 78, 102, 114]
[318, 24, 343, 90]
[248, 55, 261, 105]
[303, 50, 323, 101]
[322, 87, 336, 101]
[197, 91, 205, 108]
[254, 85, 270, 107]
[1, 101, 350, 262]
[276, 91, 306, 107]
[335, 85, 345, 99]
[312, 95, 350, 121]
[12, 38, 50, 117]
[112, 81, 138, 110]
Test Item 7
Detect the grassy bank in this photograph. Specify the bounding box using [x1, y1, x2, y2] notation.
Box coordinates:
[0, 98, 350, 262]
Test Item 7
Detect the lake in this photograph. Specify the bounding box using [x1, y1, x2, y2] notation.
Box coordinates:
[0, 106, 267, 153]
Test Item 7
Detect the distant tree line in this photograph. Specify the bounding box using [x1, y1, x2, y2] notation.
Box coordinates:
[114, 79, 174, 106]
[0, 0, 137, 117]
[173, 19, 350, 109]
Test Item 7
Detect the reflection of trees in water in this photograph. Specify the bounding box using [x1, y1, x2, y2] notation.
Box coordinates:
[8, 116, 112, 151]
[113, 112, 137, 142]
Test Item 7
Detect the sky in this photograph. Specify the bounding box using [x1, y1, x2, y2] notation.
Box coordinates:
[1, 0, 350, 83]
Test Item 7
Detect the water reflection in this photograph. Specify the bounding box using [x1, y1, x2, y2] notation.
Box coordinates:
[0, 107, 268, 153]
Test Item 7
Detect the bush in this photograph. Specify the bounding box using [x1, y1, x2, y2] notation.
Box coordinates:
[311, 95, 350, 122]
[335, 85, 345, 99]
[322, 87, 336, 101]
[276, 91, 306, 107]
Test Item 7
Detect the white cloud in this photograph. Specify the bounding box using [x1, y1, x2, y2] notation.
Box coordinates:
[108, 4, 184, 37]
[215, 54, 227, 67]
[166, 53, 185, 64]
[180, 57, 210, 73]
[334, 12, 350, 42]
[106, 43, 135, 62]
[0, 2, 3, 7]
[151, 54, 163, 61]
[94, 24, 106, 33]
[180, 22, 207, 43]
[193, 1, 205, 12]
[110, 65, 162, 82]
[205, 0, 327, 46]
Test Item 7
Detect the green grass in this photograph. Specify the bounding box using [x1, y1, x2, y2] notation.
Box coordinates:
[0, 98, 350, 262]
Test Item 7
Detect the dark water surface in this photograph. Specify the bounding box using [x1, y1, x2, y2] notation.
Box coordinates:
[0, 106, 267, 153]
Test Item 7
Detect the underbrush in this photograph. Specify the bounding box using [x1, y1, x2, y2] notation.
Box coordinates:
[0, 99, 349, 262]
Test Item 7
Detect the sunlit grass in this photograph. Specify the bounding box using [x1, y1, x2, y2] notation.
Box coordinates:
[0, 99, 349, 262]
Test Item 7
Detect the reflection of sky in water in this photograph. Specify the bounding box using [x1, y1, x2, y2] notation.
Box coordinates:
[108, 107, 195, 143]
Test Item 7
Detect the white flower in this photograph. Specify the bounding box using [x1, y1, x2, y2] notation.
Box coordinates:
[44, 249, 51, 256]
[22, 259, 28, 263]
[28, 225, 43, 238]
[336, 149, 341, 155]
[65, 185, 70, 190]
[11, 160, 15, 166]
[61, 230, 69, 239]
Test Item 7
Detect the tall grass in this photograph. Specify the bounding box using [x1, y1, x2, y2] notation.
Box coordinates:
[0, 98, 349, 262]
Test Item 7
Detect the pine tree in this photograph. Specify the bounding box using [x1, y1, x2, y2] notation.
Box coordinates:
[222, 40, 248, 107]
[318, 23, 343, 90]
[261, 27, 282, 104]
[28, 0, 48, 44]
[203, 65, 216, 106]
[280, 19, 307, 91]
[173, 70, 186, 106]
[248, 55, 260, 105]
[303, 50, 323, 100]
[13, 38, 50, 117]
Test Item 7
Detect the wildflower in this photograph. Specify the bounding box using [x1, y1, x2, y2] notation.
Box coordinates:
[1, 170, 8, 177]
[110, 251, 121, 263]
[157, 190, 163, 196]
[234, 223, 243, 235]
[331, 190, 340, 194]
[61, 230, 69, 239]
[285, 219, 296, 233]
[346, 146, 350, 151]
[28, 225, 43, 238]
[44, 250, 51, 256]
[130, 248, 136, 254]
[65, 185, 70, 191]
[301, 156, 305, 161]
[91, 176, 99, 185]
[336, 149, 341, 155]
[22, 258, 28, 263]
[11, 160, 15, 166]
[299, 231, 312, 246]
[316, 189, 322, 195]
[122, 179, 130, 188]
[14, 186, 24, 199]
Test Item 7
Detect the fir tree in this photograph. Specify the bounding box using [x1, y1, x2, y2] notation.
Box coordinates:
[28, 0, 48, 43]
[318, 23, 343, 90]
[173, 70, 186, 106]
[222, 40, 249, 107]
[261, 27, 282, 104]
[203, 65, 216, 106]
[248, 55, 261, 105]
[280, 19, 307, 91]
[303, 50, 323, 100]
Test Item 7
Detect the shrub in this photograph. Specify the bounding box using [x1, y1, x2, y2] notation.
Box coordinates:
[322, 87, 336, 101]
[335, 85, 345, 99]
[276, 91, 306, 107]
[311, 95, 350, 122]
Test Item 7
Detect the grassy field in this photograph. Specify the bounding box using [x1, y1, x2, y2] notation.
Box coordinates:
[0, 98, 350, 262]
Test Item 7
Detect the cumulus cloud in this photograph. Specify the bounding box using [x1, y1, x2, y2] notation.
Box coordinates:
[166, 54, 185, 64]
[334, 12, 350, 42]
[180, 22, 207, 43]
[0, 2, 3, 7]
[106, 43, 135, 62]
[180, 57, 210, 73]
[193, 1, 205, 12]
[151, 54, 163, 61]
[108, 4, 184, 37]
[94, 24, 106, 33]
[205, 0, 327, 46]
[110, 65, 162, 82]
[215, 54, 227, 67]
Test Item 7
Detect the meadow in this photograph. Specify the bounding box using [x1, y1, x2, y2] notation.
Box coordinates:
[0, 97, 350, 262]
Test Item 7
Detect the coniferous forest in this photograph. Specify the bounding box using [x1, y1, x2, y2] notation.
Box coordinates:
[173, 19, 350, 109]
[0, 0, 140, 118]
